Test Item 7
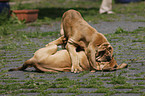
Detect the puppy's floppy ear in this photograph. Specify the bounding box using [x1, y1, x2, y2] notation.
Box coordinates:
[101, 42, 110, 46]
[98, 42, 110, 48]
[98, 42, 110, 51]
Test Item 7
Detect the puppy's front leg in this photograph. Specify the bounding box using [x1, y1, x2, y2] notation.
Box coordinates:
[87, 45, 99, 70]
[66, 42, 82, 73]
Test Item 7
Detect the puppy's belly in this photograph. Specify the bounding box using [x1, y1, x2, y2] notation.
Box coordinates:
[38, 50, 72, 68]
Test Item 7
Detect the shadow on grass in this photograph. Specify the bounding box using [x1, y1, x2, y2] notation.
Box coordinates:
[38, 7, 99, 19]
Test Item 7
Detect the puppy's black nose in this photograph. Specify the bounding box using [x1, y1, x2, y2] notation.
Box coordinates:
[106, 56, 111, 61]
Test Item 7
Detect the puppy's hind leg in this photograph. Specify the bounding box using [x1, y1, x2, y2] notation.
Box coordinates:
[45, 36, 66, 46]
[9, 59, 34, 71]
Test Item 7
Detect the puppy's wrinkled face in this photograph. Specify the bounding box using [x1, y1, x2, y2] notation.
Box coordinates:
[96, 43, 113, 62]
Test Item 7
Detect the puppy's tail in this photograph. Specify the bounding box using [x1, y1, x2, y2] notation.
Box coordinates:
[9, 59, 34, 71]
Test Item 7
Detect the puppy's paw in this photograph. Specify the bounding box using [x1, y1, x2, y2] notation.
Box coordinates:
[45, 43, 53, 47]
[45, 44, 49, 47]
[118, 63, 128, 69]
[91, 70, 96, 73]
[71, 65, 82, 73]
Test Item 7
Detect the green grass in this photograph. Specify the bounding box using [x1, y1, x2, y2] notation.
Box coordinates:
[138, 81, 145, 85]
[108, 73, 128, 84]
[77, 71, 90, 77]
[99, 73, 114, 77]
[93, 88, 110, 93]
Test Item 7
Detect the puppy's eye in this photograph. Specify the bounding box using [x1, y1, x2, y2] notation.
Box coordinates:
[108, 47, 112, 50]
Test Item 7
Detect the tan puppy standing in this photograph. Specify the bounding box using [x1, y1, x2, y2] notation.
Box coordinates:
[49, 9, 112, 73]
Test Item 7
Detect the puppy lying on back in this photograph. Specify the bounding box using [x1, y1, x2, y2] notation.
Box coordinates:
[9, 36, 127, 72]
[9, 36, 90, 72]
